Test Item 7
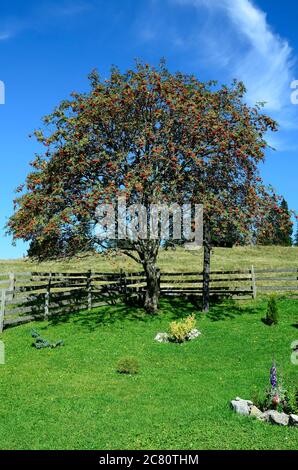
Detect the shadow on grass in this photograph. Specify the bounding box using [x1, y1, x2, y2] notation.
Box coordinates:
[46, 295, 263, 331]
[206, 300, 263, 322]
[48, 296, 197, 331]
[261, 318, 278, 327]
[158, 296, 200, 319]
[49, 304, 150, 331]
[163, 296, 264, 322]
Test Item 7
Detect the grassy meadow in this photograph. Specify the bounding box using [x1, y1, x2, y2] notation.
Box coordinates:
[0, 247, 297, 450]
[0, 297, 297, 450]
[1, 245, 298, 274]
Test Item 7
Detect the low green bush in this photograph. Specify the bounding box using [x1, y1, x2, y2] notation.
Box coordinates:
[31, 329, 64, 349]
[265, 295, 279, 325]
[116, 357, 139, 375]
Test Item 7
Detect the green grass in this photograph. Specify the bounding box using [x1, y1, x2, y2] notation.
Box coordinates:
[0, 297, 297, 450]
[1, 245, 298, 273]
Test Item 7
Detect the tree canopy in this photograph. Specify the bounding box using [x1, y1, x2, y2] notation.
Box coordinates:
[257, 197, 293, 246]
[8, 61, 288, 312]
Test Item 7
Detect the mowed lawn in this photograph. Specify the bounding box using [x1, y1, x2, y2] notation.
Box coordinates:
[0, 297, 297, 450]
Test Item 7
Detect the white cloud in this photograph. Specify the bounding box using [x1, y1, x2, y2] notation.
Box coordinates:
[172, 0, 295, 114]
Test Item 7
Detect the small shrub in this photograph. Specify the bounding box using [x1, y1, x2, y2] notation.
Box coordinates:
[254, 361, 298, 414]
[251, 386, 265, 409]
[285, 387, 298, 414]
[31, 329, 64, 349]
[265, 295, 279, 325]
[169, 314, 196, 343]
[116, 357, 139, 375]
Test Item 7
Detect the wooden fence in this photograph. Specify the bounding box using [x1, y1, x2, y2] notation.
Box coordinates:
[0, 271, 120, 331]
[0, 267, 297, 331]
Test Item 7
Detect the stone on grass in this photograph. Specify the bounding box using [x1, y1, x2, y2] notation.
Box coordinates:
[289, 414, 298, 427]
[155, 329, 201, 343]
[249, 405, 263, 419]
[231, 397, 296, 427]
[186, 329, 201, 341]
[268, 411, 289, 426]
[231, 398, 251, 416]
[258, 410, 272, 422]
[235, 397, 253, 405]
[154, 333, 169, 343]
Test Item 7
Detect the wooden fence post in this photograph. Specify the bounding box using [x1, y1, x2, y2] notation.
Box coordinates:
[119, 269, 124, 293]
[87, 270, 92, 311]
[157, 268, 161, 295]
[0, 289, 6, 333]
[121, 269, 128, 302]
[44, 273, 52, 320]
[7, 272, 15, 301]
[251, 265, 257, 300]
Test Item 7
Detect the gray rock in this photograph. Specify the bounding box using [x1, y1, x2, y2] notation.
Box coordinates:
[231, 398, 251, 416]
[258, 410, 272, 422]
[268, 411, 289, 426]
[250, 405, 263, 419]
[186, 328, 201, 341]
[235, 397, 253, 405]
[289, 414, 298, 426]
[154, 332, 169, 343]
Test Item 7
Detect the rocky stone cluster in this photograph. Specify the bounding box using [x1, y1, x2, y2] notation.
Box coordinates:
[154, 328, 201, 343]
[231, 397, 298, 427]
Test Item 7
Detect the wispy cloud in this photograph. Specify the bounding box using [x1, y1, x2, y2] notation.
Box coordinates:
[173, 0, 294, 114]
[40, 1, 92, 19]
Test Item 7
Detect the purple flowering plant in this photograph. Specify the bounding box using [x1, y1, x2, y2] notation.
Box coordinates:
[270, 361, 277, 389]
[252, 359, 297, 413]
[265, 360, 287, 410]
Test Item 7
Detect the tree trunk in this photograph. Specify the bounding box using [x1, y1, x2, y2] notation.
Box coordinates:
[127, 240, 160, 314]
[143, 262, 160, 314]
[202, 222, 211, 313]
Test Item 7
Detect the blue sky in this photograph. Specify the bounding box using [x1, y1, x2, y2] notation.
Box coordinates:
[1, 0, 298, 259]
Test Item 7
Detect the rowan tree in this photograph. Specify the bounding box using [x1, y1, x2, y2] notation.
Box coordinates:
[8, 61, 284, 312]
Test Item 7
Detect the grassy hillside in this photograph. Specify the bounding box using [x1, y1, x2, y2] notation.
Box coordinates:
[0, 298, 297, 450]
[0, 246, 298, 273]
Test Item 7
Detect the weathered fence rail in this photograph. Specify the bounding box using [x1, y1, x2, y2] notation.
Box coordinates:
[0, 271, 125, 331]
[159, 268, 254, 299]
[0, 267, 297, 331]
